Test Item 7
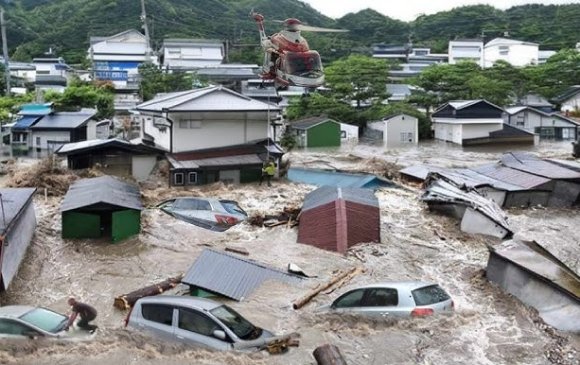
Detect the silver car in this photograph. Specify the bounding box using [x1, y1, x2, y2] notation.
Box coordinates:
[320, 281, 454, 317]
[158, 197, 248, 232]
[0, 305, 94, 341]
[126, 296, 277, 351]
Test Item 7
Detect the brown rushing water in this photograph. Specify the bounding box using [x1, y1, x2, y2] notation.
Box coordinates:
[0, 141, 578, 365]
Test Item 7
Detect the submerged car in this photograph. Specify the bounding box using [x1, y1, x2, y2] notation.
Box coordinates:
[0, 305, 95, 341]
[126, 296, 279, 351]
[319, 281, 454, 317]
[158, 197, 248, 232]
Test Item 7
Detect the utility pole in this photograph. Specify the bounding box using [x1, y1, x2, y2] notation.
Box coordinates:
[140, 0, 151, 63]
[1, 7, 10, 96]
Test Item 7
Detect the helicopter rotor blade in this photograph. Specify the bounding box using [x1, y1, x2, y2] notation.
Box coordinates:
[297, 24, 349, 32]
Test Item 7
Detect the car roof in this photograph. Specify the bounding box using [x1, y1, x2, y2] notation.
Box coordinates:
[136, 295, 222, 311]
[351, 281, 438, 291]
[0, 305, 35, 318]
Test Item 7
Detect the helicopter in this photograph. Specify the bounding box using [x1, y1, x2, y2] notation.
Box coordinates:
[251, 12, 346, 89]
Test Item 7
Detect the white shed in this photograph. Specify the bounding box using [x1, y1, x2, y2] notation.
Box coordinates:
[340, 123, 359, 143]
[367, 114, 418, 147]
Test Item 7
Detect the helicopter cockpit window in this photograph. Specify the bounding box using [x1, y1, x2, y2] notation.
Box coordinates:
[285, 51, 322, 77]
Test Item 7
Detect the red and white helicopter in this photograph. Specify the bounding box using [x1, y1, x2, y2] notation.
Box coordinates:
[251, 12, 346, 89]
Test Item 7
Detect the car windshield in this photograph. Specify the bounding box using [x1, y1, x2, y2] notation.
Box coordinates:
[210, 305, 261, 340]
[174, 198, 212, 211]
[412, 285, 451, 306]
[20, 308, 68, 333]
[219, 200, 247, 216]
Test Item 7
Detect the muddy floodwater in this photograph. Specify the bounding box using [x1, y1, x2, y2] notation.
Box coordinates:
[1, 141, 579, 365]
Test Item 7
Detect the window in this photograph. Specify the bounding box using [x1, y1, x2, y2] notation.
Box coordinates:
[412, 285, 450, 306]
[340, 131, 347, 139]
[499, 46, 509, 55]
[0, 319, 33, 335]
[36, 136, 41, 146]
[20, 308, 67, 333]
[363, 288, 399, 307]
[141, 304, 174, 326]
[220, 200, 247, 216]
[179, 121, 203, 129]
[400, 133, 407, 142]
[174, 198, 212, 211]
[187, 172, 198, 185]
[174, 172, 185, 185]
[210, 305, 258, 340]
[333, 289, 365, 308]
[178, 308, 219, 336]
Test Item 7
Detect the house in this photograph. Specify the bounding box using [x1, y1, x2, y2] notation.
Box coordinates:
[366, 113, 419, 147]
[297, 186, 380, 254]
[288, 116, 341, 148]
[552, 85, 580, 112]
[89, 29, 157, 89]
[484, 38, 539, 68]
[0, 57, 36, 83]
[182, 249, 303, 301]
[60, 176, 142, 243]
[161, 38, 224, 71]
[194, 64, 260, 89]
[10, 103, 54, 151]
[56, 138, 165, 181]
[448, 39, 484, 67]
[240, 79, 281, 103]
[538, 50, 557, 64]
[432, 100, 534, 146]
[28, 108, 104, 152]
[486, 239, 580, 332]
[133, 85, 280, 153]
[340, 123, 359, 143]
[504, 106, 579, 140]
[372, 45, 447, 81]
[386, 83, 414, 103]
[0, 188, 37, 291]
[167, 139, 284, 186]
[33, 57, 71, 93]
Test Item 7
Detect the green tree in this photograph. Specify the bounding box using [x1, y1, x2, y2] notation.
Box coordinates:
[324, 55, 391, 108]
[529, 49, 580, 99]
[0, 93, 35, 122]
[138, 63, 193, 101]
[44, 80, 114, 119]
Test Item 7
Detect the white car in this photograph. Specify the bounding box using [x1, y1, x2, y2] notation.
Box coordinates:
[0, 305, 95, 341]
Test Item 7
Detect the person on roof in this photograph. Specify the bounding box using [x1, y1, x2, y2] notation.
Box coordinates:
[65, 297, 98, 332]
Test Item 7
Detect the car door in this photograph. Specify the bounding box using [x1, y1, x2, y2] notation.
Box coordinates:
[330, 289, 365, 313]
[359, 287, 405, 317]
[174, 307, 232, 351]
[136, 304, 176, 341]
[0, 318, 42, 339]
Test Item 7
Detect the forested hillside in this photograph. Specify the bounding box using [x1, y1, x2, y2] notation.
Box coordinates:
[2, 0, 579, 64]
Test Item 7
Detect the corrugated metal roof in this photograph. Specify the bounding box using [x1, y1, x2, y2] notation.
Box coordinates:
[60, 176, 142, 212]
[290, 116, 338, 130]
[455, 169, 522, 191]
[182, 249, 303, 301]
[135, 86, 279, 112]
[56, 138, 164, 155]
[501, 152, 580, 180]
[471, 163, 551, 189]
[11, 116, 41, 131]
[171, 154, 262, 169]
[0, 188, 36, 235]
[302, 186, 379, 212]
[399, 165, 444, 181]
[287, 168, 393, 190]
[31, 109, 96, 130]
[490, 240, 580, 298]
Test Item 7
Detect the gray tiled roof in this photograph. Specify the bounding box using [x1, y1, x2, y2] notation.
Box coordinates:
[182, 249, 303, 301]
[31, 109, 96, 130]
[60, 176, 142, 212]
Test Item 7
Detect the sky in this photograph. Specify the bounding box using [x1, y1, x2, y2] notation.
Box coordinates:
[301, 0, 580, 21]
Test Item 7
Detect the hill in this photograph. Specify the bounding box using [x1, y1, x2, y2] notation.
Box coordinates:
[2, 0, 580, 64]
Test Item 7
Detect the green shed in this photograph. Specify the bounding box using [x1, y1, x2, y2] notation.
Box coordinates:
[289, 116, 341, 148]
[60, 176, 143, 243]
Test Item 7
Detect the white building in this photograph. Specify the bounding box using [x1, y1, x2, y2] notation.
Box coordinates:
[32, 57, 71, 77]
[340, 123, 359, 143]
[367, 113, 418, 147]
[538, 50, 557, 64]
[484, 38, 539, 68]
[89, 29, 157, 88]
[449, 39, 484, 67]
[133, 86, 280, 153]
[161, 39, 224, 71]
[553, 86, 580, 113]
[504, 106, 579, 140]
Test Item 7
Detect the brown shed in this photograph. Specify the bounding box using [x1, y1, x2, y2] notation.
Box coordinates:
[298, 187, 380, 254]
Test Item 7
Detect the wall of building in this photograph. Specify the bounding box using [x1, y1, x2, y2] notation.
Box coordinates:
[163, 45, 223, 69]
[306, 122, 341, 148]
[132, 155, 157, 181]
[170, 111, 269, 153]
[139, 114, 172, 150]
[384, 115, 419, 146]
[340, 123, 359, 142]
[562, 94, 580, 112]
[461, 123, 503, 141]
[30, 130, 71, 150]
[485, 44, 539, 67]
[449, 41, 483, 66]
[2, 201, 36, 290]
[507, 110, 578, 140]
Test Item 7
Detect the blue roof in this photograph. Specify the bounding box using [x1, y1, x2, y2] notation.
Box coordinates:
[287, 167, 394, 190]
[11, 116, 41, 131]
[18, 103, 53, 116]
[30, 109, 96, 130]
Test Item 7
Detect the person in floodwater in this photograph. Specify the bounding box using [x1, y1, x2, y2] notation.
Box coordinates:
[65, 297, 98, 332]
[259, 158, 276, 187]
